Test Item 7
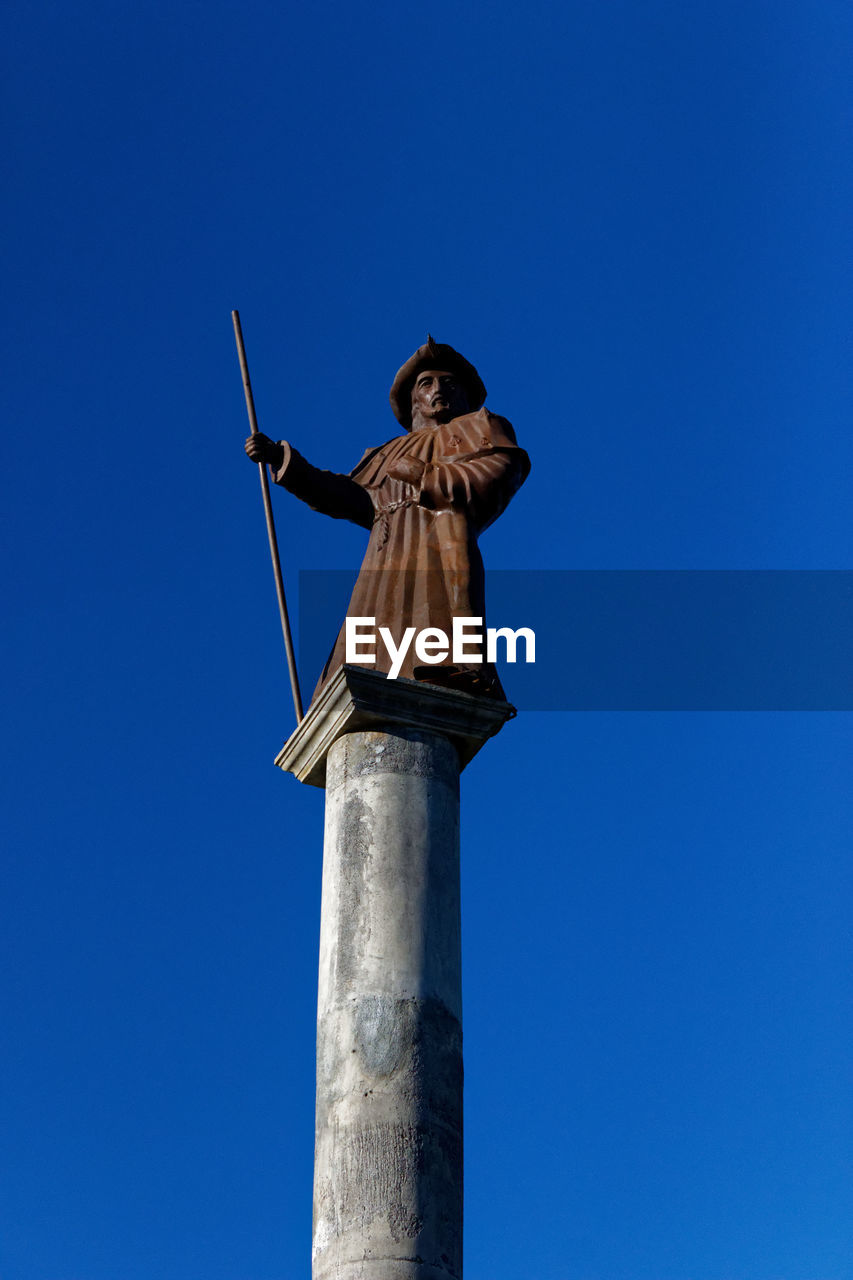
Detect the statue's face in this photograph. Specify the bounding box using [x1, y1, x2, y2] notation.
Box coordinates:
[410, 369, 469, 428]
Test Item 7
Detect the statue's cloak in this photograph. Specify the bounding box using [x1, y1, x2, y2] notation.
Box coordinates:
[271, 408, 530, 703]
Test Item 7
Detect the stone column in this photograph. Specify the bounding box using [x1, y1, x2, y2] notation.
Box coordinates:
[276, 666, 514, 1280]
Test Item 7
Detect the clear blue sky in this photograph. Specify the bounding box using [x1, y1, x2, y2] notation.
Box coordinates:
[3, 1, 851, 1277]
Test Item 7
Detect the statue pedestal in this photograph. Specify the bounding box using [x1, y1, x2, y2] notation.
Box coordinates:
[276, 667, 515, 1280]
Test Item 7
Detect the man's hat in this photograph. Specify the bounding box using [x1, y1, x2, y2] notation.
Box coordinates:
[389, 336, 487, 428]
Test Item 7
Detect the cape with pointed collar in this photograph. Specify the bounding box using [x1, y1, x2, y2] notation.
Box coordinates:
[272, 408, 530, 699]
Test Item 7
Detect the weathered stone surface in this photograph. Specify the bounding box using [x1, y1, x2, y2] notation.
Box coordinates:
[313, 728, 463, 1280]
[275, 664, 515, 787]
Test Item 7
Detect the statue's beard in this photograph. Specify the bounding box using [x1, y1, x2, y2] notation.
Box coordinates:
[411, 399, 468, 430]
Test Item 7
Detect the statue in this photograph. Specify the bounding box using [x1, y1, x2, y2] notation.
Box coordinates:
[245, 337, 530, 705]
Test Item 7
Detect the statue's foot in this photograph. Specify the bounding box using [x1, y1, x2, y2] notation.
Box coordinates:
[412, 664, 504, 699]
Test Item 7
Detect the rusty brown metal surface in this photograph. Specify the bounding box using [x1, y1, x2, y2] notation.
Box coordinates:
[247, 338, 530, 708]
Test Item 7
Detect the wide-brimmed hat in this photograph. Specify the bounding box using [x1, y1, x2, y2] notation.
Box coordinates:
[389, 336, 487, 428]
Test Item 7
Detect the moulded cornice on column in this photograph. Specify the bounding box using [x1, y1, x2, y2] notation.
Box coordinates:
[275, 664, 516, 787]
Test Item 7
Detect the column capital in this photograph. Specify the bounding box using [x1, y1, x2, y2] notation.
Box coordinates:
[275, 664, 516, 787]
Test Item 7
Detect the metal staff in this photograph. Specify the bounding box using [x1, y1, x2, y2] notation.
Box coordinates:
[232, 309, 304, 724]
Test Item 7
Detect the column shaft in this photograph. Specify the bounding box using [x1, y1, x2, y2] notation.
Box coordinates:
[313, 727, 463, 1280]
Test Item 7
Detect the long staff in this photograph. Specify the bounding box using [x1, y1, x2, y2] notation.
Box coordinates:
[232, 310, 304, 724]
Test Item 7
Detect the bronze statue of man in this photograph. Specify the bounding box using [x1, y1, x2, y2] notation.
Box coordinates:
[245, 337, 530, 704]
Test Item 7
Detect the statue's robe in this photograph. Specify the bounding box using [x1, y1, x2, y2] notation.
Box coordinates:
[271, 408, 530, 704]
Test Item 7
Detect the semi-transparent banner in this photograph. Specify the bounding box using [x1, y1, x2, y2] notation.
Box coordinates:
[297, 570, 853, 711]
